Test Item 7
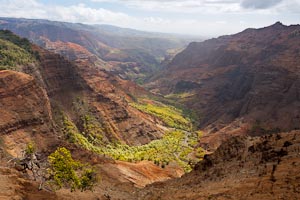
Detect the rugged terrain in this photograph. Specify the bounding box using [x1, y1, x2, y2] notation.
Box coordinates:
[148, 22, 300, 149]
[34, 44, 166, 145]
[0, 70, 181, 199]
[0, 17, 194, 82]
[0, 20, 299, 200]
[137, 131, 300, 200]
[0, 30, 188, 199]
[0, 70, 56, 157]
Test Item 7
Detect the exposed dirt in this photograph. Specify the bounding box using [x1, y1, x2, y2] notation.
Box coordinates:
[100, 160, 183, 188]
[137, 131, 300, 200]
[0, 70, 57, 156]
[0, 166, 57, 200]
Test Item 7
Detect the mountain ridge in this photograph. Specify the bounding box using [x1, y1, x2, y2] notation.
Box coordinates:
[147, 21, 300, 150]
[0, 17, 198, 82]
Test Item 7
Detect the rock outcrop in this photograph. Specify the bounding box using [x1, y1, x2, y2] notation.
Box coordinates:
[138, 131, 300, 200]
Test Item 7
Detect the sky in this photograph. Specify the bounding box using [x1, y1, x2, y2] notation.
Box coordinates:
[0, 0, 299, 37]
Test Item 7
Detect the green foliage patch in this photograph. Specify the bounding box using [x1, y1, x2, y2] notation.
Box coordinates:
[62, 116, 100, 152]
[25, 142, 36, 155]
[62, 116, 203, 172]
[130, 99, 192, 130]
[0, 39, 36, 70]
[0, 30, 32, 52]
[81, 115, 104, 146]
[0, 30, 39, 70]
[61, 97, 203, 173]
[48, 147, 97, 191]
[102, 130, 196, 171]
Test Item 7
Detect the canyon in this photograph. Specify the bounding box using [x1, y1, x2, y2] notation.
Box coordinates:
[0, 19, 299, 199]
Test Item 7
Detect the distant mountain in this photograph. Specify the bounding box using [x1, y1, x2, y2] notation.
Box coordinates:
[147, 22, 300, 149]
[0, 17, 199, 82]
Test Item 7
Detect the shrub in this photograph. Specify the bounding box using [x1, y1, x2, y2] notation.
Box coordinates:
[81, 115, 104, 145]
[47, 147, 97, 191]
[25, 142, 36, 155]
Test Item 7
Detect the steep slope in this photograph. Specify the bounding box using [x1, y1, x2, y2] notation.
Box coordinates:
[0, 70, 56, 156]
[0, 29, 188, 198]
[33, 44, 165, 145]
[0, 29, 165, 146]
[138, 131, 300, 200]
[0, 17, 193, 82]
[148, 22, 300, 149]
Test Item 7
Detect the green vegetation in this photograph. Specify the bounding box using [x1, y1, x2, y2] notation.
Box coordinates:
[165, 92, 195, 99]
[101, 130, 203, 172]
[47, 147, 97, 191]
[71, 97, 107, 145]
[0, 30, 37, 70]
[0, 30, 32, 52]
[62, 115, 203, 172]
[61, 96, 203, 173]
[0, 39, 36, 70]
[81, 115, 104, 146]
[130, 99, 192, 130]
[62, 116, 99, 152]
[25, 142, 36, 155]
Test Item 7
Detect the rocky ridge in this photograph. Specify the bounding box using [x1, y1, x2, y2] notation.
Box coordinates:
[147, 22, 300, 149]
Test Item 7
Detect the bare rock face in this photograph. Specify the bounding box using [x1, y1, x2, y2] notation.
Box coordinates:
[0, 70, 55, 156]
[148, 22, 300, 149]
[138, 131, 300, 200]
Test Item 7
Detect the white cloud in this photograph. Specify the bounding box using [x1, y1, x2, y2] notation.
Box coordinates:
[0, 0, 208, 34]
[275, 0, 300, 13]
[0, 0, 299, 36]
[91, 0, 300, 13]
[91, 0, 241, 13]
[0, 0, 135, 26]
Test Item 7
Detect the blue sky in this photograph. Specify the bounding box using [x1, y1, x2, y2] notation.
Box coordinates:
[0, 0, 299, 36]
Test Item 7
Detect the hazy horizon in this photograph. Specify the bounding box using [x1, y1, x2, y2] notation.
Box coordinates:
[0, 0, 299, 37]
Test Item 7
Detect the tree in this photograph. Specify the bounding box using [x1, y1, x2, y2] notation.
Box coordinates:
[47, 147, 97, 191]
